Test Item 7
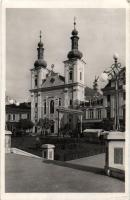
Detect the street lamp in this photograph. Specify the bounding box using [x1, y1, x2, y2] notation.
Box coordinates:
[101, 53, 123, 131]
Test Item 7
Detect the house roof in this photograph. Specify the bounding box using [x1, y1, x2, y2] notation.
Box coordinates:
[6, 102, 31, 112]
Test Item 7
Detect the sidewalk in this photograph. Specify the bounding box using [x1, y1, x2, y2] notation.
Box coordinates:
[67, 153, 105, 169]
[5, 153, 124, 193]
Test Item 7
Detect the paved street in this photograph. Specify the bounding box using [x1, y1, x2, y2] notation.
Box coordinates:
[5, 153, 125, 193]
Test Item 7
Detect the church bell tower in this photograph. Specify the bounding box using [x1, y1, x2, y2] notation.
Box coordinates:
[30, 31, 48, 132]
[64, 18, 86, 107]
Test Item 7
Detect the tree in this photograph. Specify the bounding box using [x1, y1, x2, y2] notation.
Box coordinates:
[37, 118, 54, 135]
[102, 119, 113, 131]
[60, 123, 72, 138]
[19, 119, 34, 134]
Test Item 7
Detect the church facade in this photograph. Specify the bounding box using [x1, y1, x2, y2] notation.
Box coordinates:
[30, 21, 86, 135]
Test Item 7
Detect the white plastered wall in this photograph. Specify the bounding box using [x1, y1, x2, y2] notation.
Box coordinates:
[108, 140, 125, 171]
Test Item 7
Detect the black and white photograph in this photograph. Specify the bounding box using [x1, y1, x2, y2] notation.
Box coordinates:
[0, 1, 130, 199]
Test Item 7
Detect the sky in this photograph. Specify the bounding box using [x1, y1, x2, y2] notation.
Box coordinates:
[6, 8, 126, 102]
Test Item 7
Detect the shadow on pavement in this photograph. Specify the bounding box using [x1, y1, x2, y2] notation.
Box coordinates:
[43, 159, 105, 175]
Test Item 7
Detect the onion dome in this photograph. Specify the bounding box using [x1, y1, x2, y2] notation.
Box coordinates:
[67, 17, 83, 60]
[68, 49, 83, 59]
[34, 59, 47, 68]
[34, 31, 47, 69]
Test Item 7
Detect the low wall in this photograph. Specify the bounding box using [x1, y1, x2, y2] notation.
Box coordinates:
[11, 148, 41, 159]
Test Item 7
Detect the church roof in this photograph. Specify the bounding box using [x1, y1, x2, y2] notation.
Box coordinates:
[41, 72, 65, 88]
[59, 75, 65, 82]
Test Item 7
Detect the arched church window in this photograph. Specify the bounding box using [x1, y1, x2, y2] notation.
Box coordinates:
[35, 78, 37, 87]
[44, 100, 46, 114]
[70, 99, 72, 106]
[50, 100, 54, 114]
[69, 71, 73, 80]
[80, 72, 82, 80]
[59, 98, 61, 106]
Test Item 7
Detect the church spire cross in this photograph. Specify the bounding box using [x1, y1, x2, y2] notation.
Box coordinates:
[74, 16, 76, 29]
[39, 30, 42, 42]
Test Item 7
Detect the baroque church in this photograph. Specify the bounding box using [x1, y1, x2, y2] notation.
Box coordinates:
[30, 20, 87, 135]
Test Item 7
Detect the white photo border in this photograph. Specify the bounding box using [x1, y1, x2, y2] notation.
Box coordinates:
[0, 0, 130, 200]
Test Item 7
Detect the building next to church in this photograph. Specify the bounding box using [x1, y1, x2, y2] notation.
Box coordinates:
[6, 102, 31, 133]
[82, 85, 104, 130]
[82, 66, 125, 131]
[30, 21, 86, 135]
[102, 67, 125, 131]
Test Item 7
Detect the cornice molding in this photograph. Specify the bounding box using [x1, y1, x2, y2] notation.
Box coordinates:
[30, 82, 85, 93]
